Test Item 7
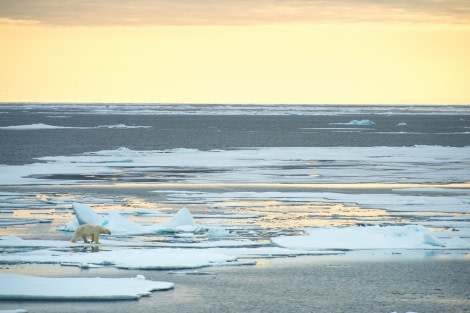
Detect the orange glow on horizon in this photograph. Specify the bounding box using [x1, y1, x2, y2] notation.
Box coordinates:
[1, 13, 469, 105]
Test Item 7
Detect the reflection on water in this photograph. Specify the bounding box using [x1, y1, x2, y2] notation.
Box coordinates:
[0, 188, 453, 244]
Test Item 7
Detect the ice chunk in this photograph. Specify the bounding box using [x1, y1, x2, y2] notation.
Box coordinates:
[0, 123, 73, 130]
[157, 207, 195, 228]
[0, 273, 173, 300]
[333, 119, 376, 126]
[271, 225, 455, 250]
[56, 216, 79, 232]
[207, 227, 236, 238]
[72, 203, 107, 226]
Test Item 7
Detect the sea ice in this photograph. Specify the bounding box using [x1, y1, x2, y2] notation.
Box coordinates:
[0, 241, 238, 270]
[1, 146, 469, 185]
[0, 273, 173, 300]
[271, 225, 470, 251]
[0, 123, 74, 130]
[0, 123, 150, 130]
[61, 203, 201, 235]
[333, 119, 376, 125]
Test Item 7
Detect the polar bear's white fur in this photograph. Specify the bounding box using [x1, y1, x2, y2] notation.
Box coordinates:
[71, 224, 111, 244]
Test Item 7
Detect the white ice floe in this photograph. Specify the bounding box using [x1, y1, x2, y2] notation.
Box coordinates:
[332, 119, 376, 125]
[0, 123, 75, 130]
[96, 124, 151, 129]
[0, 123, 150, 130]
[271, 225, 470, 251]
[0, 239, 238, 269]
[0, 273, 173, 300]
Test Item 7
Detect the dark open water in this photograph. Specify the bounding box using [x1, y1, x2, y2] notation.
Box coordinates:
[1, 104, 469, 165]
[1, 257, 469, 313]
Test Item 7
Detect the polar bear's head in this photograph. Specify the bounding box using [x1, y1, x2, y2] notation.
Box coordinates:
[99, 226, 111, 234]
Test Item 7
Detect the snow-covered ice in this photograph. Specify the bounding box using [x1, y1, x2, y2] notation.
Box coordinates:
[0, 273, 173, 300]
[1, 146, 469, 185]
[271, 225, 470, 251]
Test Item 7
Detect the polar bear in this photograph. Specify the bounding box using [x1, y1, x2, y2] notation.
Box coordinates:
[71, 224, 111, 244]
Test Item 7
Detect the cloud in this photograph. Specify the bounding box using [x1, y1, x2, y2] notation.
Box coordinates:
[0, 0, 469, 26]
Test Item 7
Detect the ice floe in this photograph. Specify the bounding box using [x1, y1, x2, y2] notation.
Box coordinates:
[58, 203, 202, 235]
[0, 237, 240, 269]
[271, 225, 470, 251]
[0, 123, 75, 130]
[332, 119, 376, 126]
[1, 146, 469, 185]
[0, 123, 150, 130]
[0, 273, 173, 300]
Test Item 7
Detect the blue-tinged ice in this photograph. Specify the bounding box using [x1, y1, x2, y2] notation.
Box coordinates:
[336, 119, 376, 125]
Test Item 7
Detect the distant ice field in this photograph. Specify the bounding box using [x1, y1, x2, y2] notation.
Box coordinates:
[1, 104, 469, 165]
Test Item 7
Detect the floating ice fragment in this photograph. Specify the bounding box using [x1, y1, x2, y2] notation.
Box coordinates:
[270, 225, 458, 251]
[208, 227, 236, 238]
[72, 203, 107, 226]
[157, 207, 195, 229]
[334, 119, 376, 126]
[0, 123, 72, 130]
[0, 273, 174, 300]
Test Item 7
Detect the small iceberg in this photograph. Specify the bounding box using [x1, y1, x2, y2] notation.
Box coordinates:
[0, 273, 173, 300]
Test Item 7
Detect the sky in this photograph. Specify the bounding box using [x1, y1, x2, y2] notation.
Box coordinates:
[0, 0, 469, 105]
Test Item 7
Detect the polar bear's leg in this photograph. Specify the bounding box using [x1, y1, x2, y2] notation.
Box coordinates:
[90, 234, 95, 243]
[93, 231, 101, 244]
[71, 234, 78, 243]
[71, 228, 84, 243]
[82, 235, 90, 243]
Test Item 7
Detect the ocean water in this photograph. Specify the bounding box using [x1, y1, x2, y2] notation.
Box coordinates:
[0, 104, 469, 312]
[1, 104, 469, 165]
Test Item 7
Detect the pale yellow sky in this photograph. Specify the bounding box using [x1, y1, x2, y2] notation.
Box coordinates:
[1, 0, 469, 104]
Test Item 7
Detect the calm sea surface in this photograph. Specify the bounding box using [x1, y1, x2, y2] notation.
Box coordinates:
[1, 104, 469, 165]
